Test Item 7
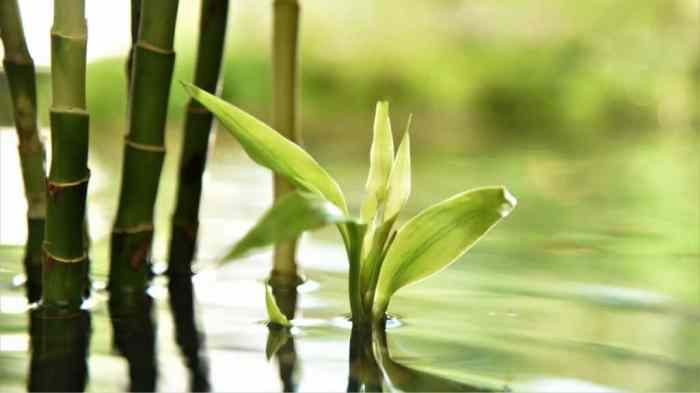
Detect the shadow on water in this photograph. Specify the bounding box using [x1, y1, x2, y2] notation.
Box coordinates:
[28, 307, 91, 391]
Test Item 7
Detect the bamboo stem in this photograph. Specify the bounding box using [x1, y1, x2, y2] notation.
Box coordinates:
[44, 0, 90, 310]
[27, 1, 92, 391]
[109, 1, 179, 390]
[167, 1, 228, 389]
[272, 0, 302, 280]
[126, 0, 141, 91]
[0, 0, 47, 303]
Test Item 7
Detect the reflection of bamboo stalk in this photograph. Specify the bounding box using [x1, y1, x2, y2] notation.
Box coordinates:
[271, 0, 302, 282]
[27, 1, 92, 390]
[0, 0, 47, 303]
[109, 1, 179, 390]
[167, 1, 228, 390]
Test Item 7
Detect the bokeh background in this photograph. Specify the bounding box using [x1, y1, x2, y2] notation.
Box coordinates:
[1, 1, 699, 391]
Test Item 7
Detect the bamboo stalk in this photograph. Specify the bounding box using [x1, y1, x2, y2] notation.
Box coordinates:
[125, 0, 141, 88]
[108, 1, 179, 390]
[0, 0, 47, 303]
[167, 1, 228, 390]
[27, 1, 92, 391]
[271, 0, 302, 283]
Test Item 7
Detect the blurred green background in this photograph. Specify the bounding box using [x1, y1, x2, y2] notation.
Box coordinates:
[2, 0, 698, 152]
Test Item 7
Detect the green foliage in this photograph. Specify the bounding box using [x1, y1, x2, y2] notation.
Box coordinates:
[372, 187, 516, 319]
[184, 83, 516, 325]
[221, 191, 353, 261]
[181, 82, 348, 215]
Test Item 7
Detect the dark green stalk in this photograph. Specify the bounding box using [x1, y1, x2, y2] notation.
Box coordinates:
[44, 0, 90, 313]
[126, 0, 141, 90]
[28, 1, 92, 391]
[167, 1, 228, 390]
[0, 0, 47, 303]
[271, 0, 302, 280]
[108, 1, 179, 390]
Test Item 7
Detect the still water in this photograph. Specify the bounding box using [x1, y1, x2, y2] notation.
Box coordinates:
[0, 126, 698, 391]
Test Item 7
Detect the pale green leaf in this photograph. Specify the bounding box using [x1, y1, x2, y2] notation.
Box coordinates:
[221, 191, 352, 262]
[372, 187, 517, 318]
[182, 82, 348, 214]
[360, 101, 394, 222]
[383, 121, 412, 220]
[265, 285, 291, 327]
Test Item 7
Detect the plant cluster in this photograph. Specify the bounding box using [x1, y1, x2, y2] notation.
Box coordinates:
[183, 83, 517, 328]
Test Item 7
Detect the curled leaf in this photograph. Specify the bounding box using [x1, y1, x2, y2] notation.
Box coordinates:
[360, 101, 394, 222]
[383, 118, 412, 221]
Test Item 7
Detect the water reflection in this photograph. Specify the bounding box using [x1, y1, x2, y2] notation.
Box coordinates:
[108, 292, 157, 391]
[268, 275, 301, 392]
[346, 323, 510, 393]
[28, 307, 91, 391]
[168, 273, 211, 392]
[373, 326, 508, 392]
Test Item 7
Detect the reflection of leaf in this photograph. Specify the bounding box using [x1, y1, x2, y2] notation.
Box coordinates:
[265, 327, 290, 361]
[373, 332, 508, 392]
[373, 187, 517, 318]
[380, 359, 506, 392]
[220, 191, 353, 263]
[265, 285, 291, 327]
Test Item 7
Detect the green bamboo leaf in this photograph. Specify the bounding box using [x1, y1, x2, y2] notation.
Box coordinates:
[372, 187, 517, 318]
[360, 101, 394, 222]
[265, 285, 291, 327]
[383, 119, 412, 220]
[181, 82, 348, 214]
[221, 190, 353, 262]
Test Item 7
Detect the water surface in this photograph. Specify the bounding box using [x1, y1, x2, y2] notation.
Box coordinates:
[1, 127, 698, 391]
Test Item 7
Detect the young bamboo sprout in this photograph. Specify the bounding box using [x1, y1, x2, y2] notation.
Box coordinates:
[28, 1, 91, 390]
[0, 0, 48, 303]
[109, 0, 179, 390]
[183, 84, 517, 330]
[167, 0, 228, 390]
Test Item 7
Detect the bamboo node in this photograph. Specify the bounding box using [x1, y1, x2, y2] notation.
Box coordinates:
[173, 217, 199, 240]
[113, 223, 155, 234]
[50, 106, 89, 116]
[2, 58, 33, 67]
[125, 137, 166, 153]
[50, 30, 86, 41]
[136, 42, 174, 55]
[47, 171, 90, 189]
[43, 246, 88, 264]
[17, 140, 45, 154]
